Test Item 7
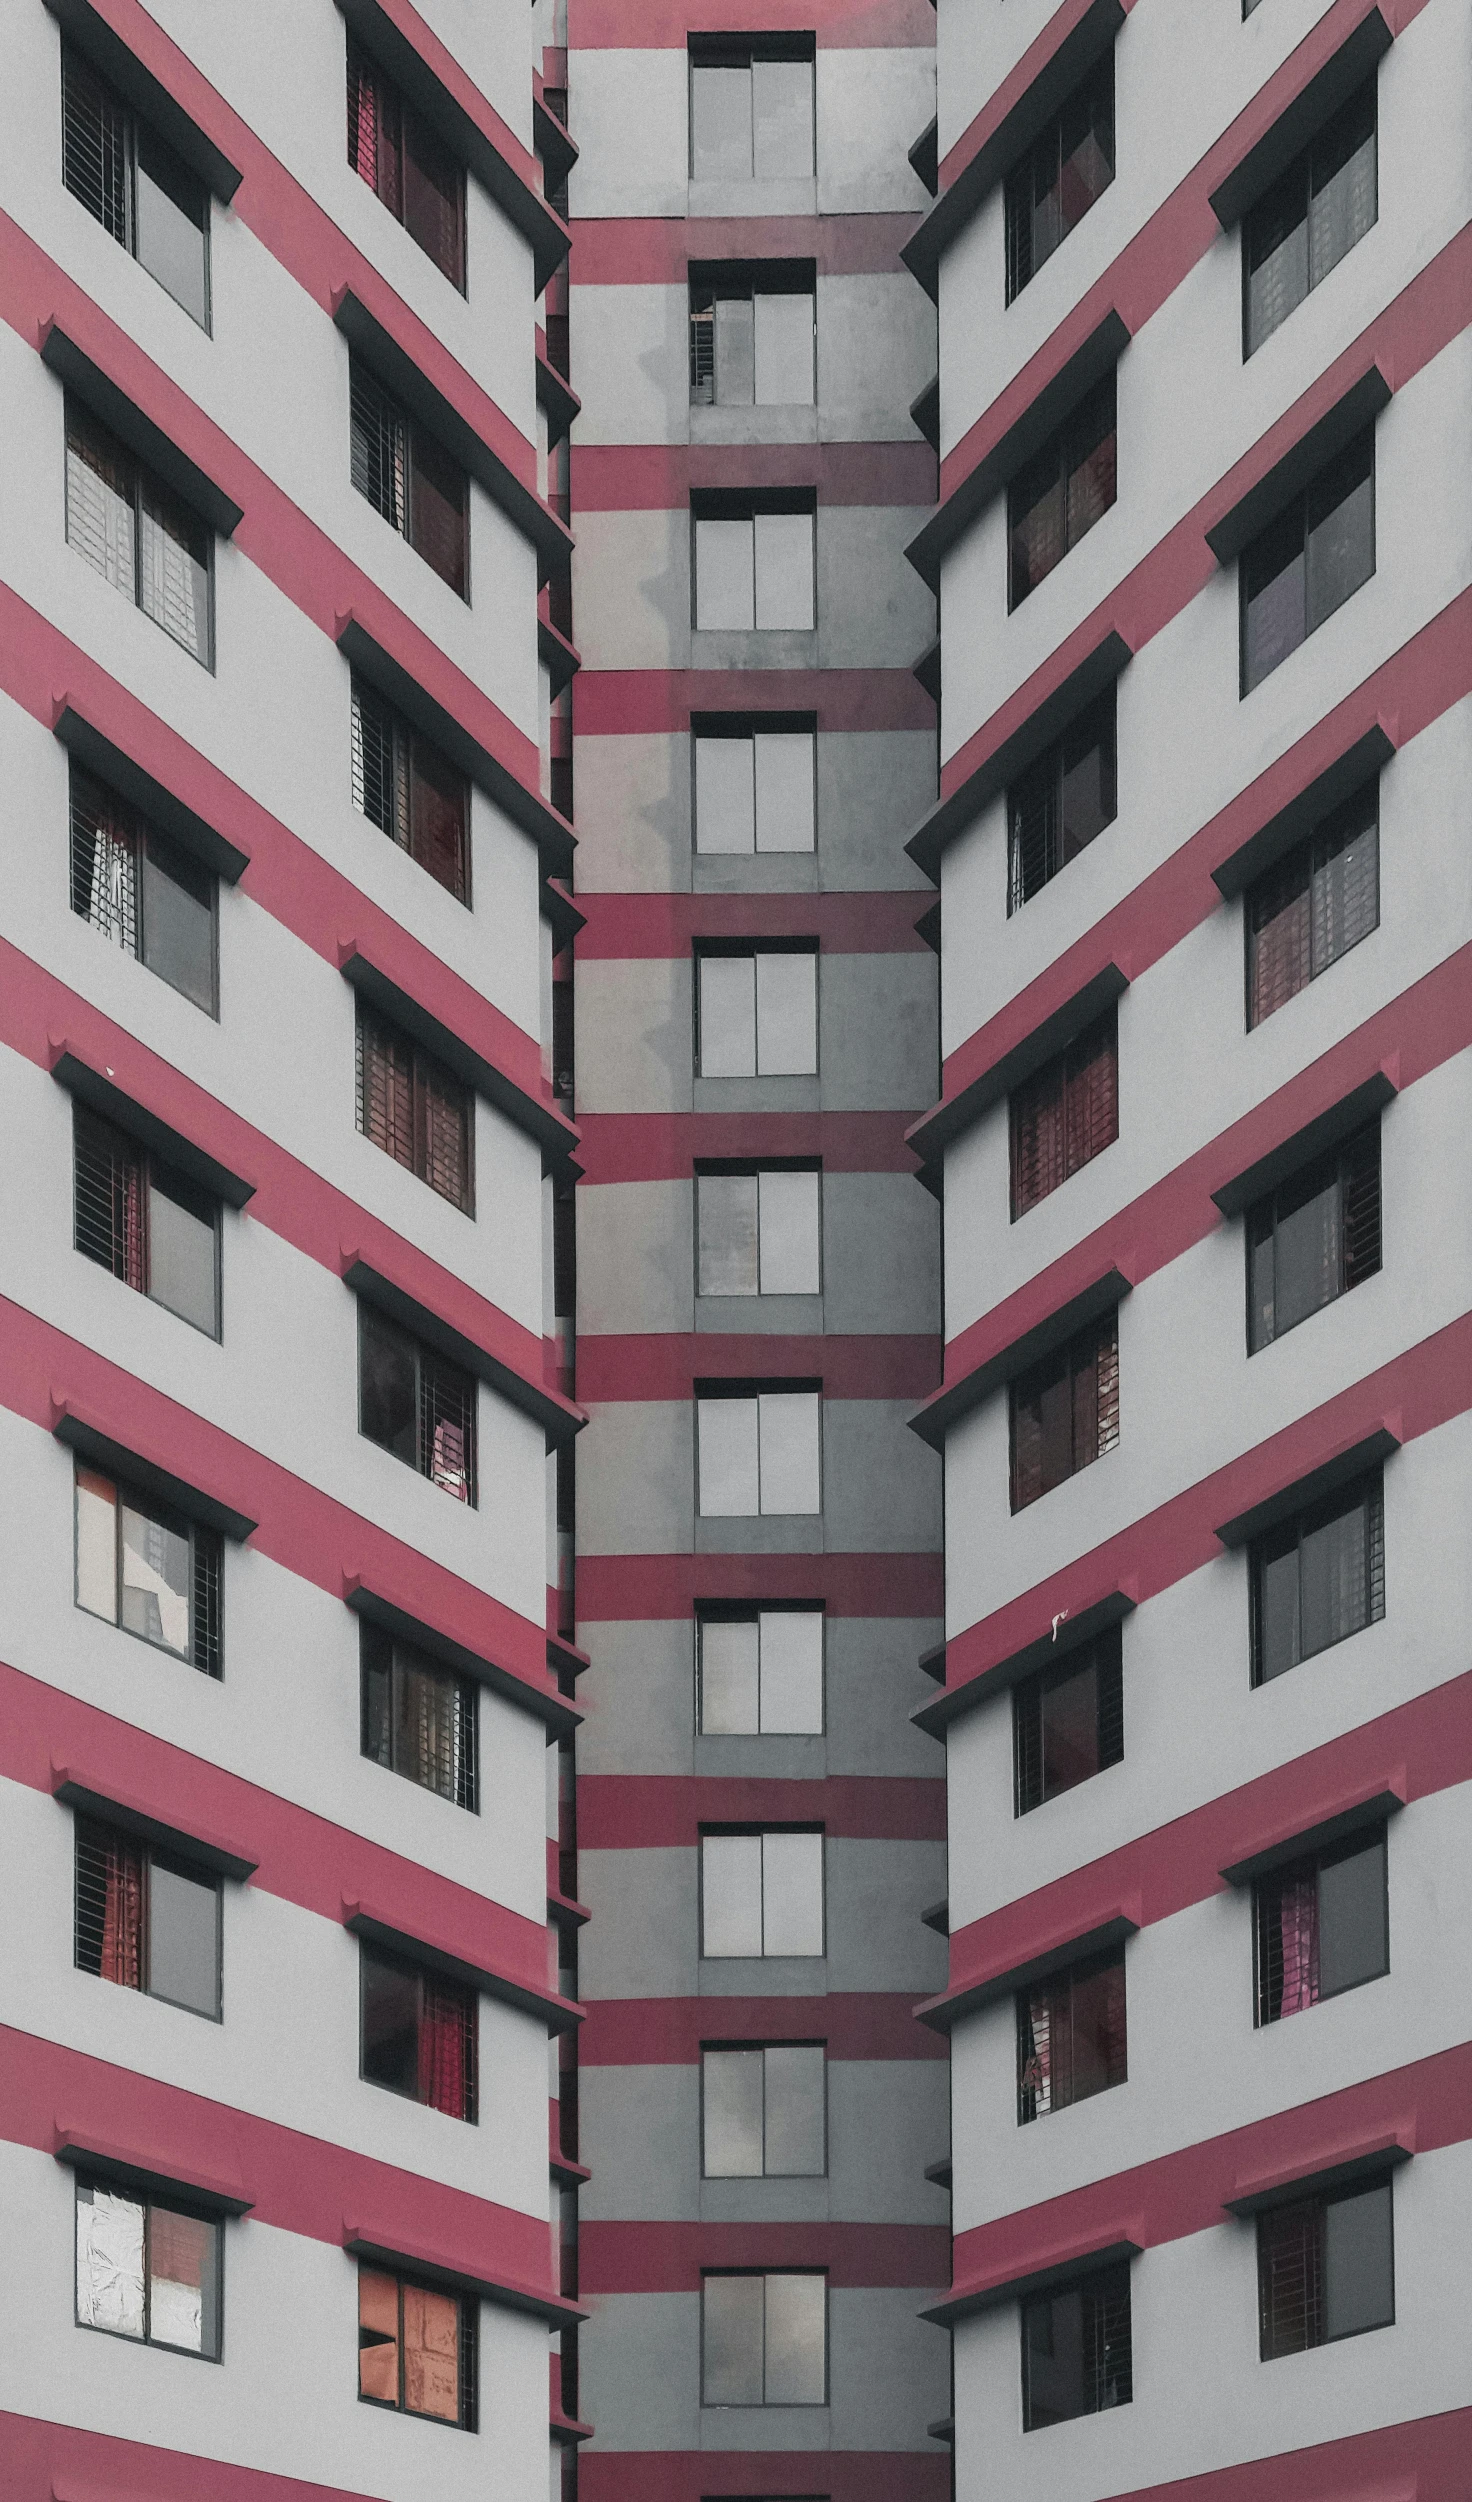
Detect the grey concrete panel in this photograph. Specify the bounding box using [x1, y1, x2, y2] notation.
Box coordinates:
[578, 2291, 701, 2451]
[694, 1514, 833, 1556]
[816, 508, 937, 667]
[575, 957, 692, 1115]
[819, 953, 939, 1110]
[694, 1733, 829, 1781]
[573, 507, 691, 672]
[822, 1400, 942, 1554]
[694, 850, 821, 896]
[578, 1180, 694, 1335]
[817, 730, 937, 891]
[828, 2060, 952, 2223]
[694, 1292, 824, 1334]
[568, 282, 689, 448]
[565, 53, 689, 219]
[690, 626, 820, 674]
[577, 1401, 695, 1557]
[817, 274, 940, 445]
[825, 1839, 948, 1995]
[816, 50, 939, 216]
[828, 2288, 951, 2447]
[691, 404, 821, 449]
[578, 2065, 696, 2222]
[575, 1618, 695, 1780]
[821, 1171, 942, 1334]
[579, 1846, 698, 2001]
[823, 1613, 947, 1778]
[692, 1075, 823, 1117]
[570, 731, 691, 895]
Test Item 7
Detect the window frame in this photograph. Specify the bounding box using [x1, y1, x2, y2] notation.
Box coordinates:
[345, 37, 468, 292]
[1245, 1120, 1381, 1355]
[357, 2262, 479, 2428]
[1003, 53, 1115, 305]
[1249, 1467, 1385, 1685]
[691, 494, 818, 633]
[357, 1303, 479, 1506]
[74, 2176, 223, 2361]
[691, 712, 819, 857]
[1021, 2260, 1133, 2431]
[1013, 1626, 1124, 1817]
[694, 1161, 823, 1299]
[1007, 687, 1118, 913]
[1008, 1310, 1121, 1514]
[1242, 79, 1377, 359]
[358, 1935, 479, 2123]
[699, 2267, 829, 2407]
[1252, 1825, 1389, 2025]
[72, 1102, 223, 1340]
[700, 2040, 829, 2179]
[73, 1459, 224, 1680]
[61, 41, 213, 331]
[695, 943, 820, 1080]
[687, 37, 817, 183]
[359, 1621, 479, 1813]
[1016, 1944, 1127, 2126]
[64, 399, 215, 670]
[355, 1000, 475, 1214]
[1245, 779, 1380, 1027]
[1256, 2175, 1395, 2358]
[699, 1825, 827, 1961]
[1008, 1007, 1119, 1219]
[1239, 427, 1376, 696]
[697, 1604, 826, 1734]
[69, 761, 220, 1017]
[349, 672, 472, 905]
[73, 1812, 224, 2021]
[348, 358, 471, 601]
[688, 260, 817, 406]
[1006, 372, 1117, 612]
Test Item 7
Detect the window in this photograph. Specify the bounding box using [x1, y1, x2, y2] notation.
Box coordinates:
[356, 1004, 473, 1213]
[1014, 1628, 1124, 1817]
[703, 2044, 826, 2176]
[1017, 1948, 1126, 2125]
[690, 43, 815, 182]
[1254, 1827, 1388, 2023]
[1010, 1011, 1118, 1218]
[699, 1610, 824, 1734]
[1258, 2179, 1394, 2357]
[1008, 691, 1117, 913]
[69, 764, 218, 1015]
[1008, 375, 1116, 610]
[61, 44, 210, 328]
[1009, 1312, 1120, 1513]
[1005, 58, 1114, 303]
[1022, 2262, 1132, 2430]
[73, 1104, 221, 1338]
[76, 2180, 221, 2359]
[358, 1306, 477, 1504]
[1247, 782, 1378, 1026]
[1245, 84, 1376, 356]
[74, 1815, 222, 2019]
[697, 1389, 821, 1517]
[1251, 1469, 1384, 1684]
[698, 949, 818, 1076]
[360, 1939, 477, 2121]
[349, 361, 469, 599]
[694, 502, 815, 631]
[1241, 429, 1374, 694]
[697, 1168, 821, 1296]
[694, 721, 816, 854]
[361, 1624, 478, 1811]
[701, 1830, 824, 1958]
[1247, 1123, 1381, 1353]
[702, 2272, 826, 2405]
[691, 269, 815, 405]
[350, 675, 470, 904]
[347, 41, 466, 289]
[75, 1461, 222, 1677]
[65, 402, 212, 668]
[359, 2266, 477, 2427]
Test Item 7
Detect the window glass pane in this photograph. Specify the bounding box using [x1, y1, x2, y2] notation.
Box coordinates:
[751, 59, 814, 178]
[691, 64, 752, 180]
[698, 1397, 760, 1516]
[76, 2183, 146, 2339]
[754, 732, 816, 853]
[362, 1944, 421, 2096]
[76, 1465, 119, 1623]
[755, 952, 817, 1075]
[759, 1611, 823, 1732]
[147, 1167, 218, 1335]
[137, 481, 211, 666]
[702, 1834, 764, 1957]
[359, 2266, 400, 2404]
[1306, 439, 1374, 634]
[695, 517, 755, 630]
[1246, 167, 1309, 354]
[401, 116, 465, 287]
[698, 1174, 760, 1295]
[763, 2044, 825, 2173]
[148, 2205, 217, 2355]
[754, 294, 814, 403]
[758, 1169, 820, 1294]
[134, 126, 208, 327]
[1317, 1835, 1387, 1997]
[695, 736, 756, 853]
[360, 1310, 419, 1465]
[1297, 1487, 1367, 1659]
[1309, 88, 1376, 291]
[714, 294, 756, 404]
[761, 1831, 823, 1955]
[1243, 504, 1306, 691]
[764, 2272, 826, 2401]
[700, 955, 757, 1076]
[1040, 1656, 1101, 1795]
[703, 2271, 764, 2403]
[141, 833, 214, 1012]
[119, 1495, 191, 1656]
[1324, 2182, 1393, 2338]
[753, 512, 815, 629]
[757, 1391, 821, 1514]
[1255, 1523, 1301, 1681]
[703, 2048, 765, 2174]
[408, 427, 468, 598]
[1268, 1159, 1341, 1342]
[147, 1856, 219, 2018]
[402, 2281, 461, 2421]
[701, 1618, 761, 1733]
[1312, 796, 1379, 974]
[67, 412, 136, 600]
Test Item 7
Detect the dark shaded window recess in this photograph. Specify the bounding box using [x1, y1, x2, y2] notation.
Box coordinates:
[1022, 2262, 1132, 2430]
[349, 360, 469, 599]
[358, 1305, 478, 1504]
[1254, 1827, 1388, 2024]
[73, 1103, 221, 1339]
[1258, 2177, 1394, 2357]
[359, 2264, 477, 2425]
[1018, 1946, 1126, 2125]
[1014, 1627, 1124, 1817]
[1247, 1121, 1381, 1353]
[350, 674, 471, 903]
[1241, 428, 1374, 694]
[689, 38, 815, 183]
[62, 41, 210, 328]
[69, 762, 218, 1015]
[360, 1621, 478, 1812]
[65, 401, 213, 668]
[1005, 56, 1114, 304]
[75, 1814, 222, 2020]
[1245, 82, 1376, 356]
[689, 261, 815, 405]
[360, 1937, 477, 2120]
[1008, 689, 1117, 913]
[1008, 374, 1116, 610]
[347, 39, 466, 289]
[74, 1458, 223, 1678]
[1010, 1009, 1118, 1218]
[1010, 1310, 1120, 1514]
[356, 1002, 474, 1213]
[1251, 1468, 1384, 1685]
[1247, 781, 1378, 1026]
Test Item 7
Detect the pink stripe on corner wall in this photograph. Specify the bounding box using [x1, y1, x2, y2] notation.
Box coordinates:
[575, 889, 934, 959]
[575, 1109, 927, 1185]
[575, 668, 935, 736]
[1, 2412, 389, 2502]
[577, 1334, 940, 1403]
[571, 442, 936, 512]
[578, 1772, 944, 1849]
[580, 1991, 947, 2066]
[569, 212, 923, 284]
[580, 2218, 948, 2294]
[580, 2459, 949, 2502]
[576, 1548, 944, 1622]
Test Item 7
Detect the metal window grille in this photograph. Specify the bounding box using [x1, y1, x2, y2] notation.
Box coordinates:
[349, 676, 469, 903]
[361, 1625, 478, 1812]
[62, 43, 131, 242]
[690, 286, 717, 397]
[74, 1106, 147, 1288]
[1254, 1854, 1321, 2026]
[1248, 1123, 1382, 1351]
[1017, 1948, 1127, 2123]
[65, 403, 211, 664]
[349, 363, 408, 534]
[70, 766, 139, 953]
[1009, 1311, 1120, 1514]
[1005, 58, 1114, 303]
[347, 39, 403, 216]
[75, 1816, 146, 1986]
[420, 1347, 477, 1504]
[1258, 2198, 1326, 2355]
[1008, 374, 1117, 609]
[192, 1526, 223, 1678]
[356, 1005, 472, 1212]
[1007, 693, 1116, 913]
[1009, 1010, 1118, 1217]
[1250, 1470, 1385, 1685]
[1022, 2263, 1132, 2429]
[1013, 1629, 1124, 1816]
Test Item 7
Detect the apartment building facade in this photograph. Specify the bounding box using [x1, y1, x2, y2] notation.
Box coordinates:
[0, 2, 583, 2494]
[911, 0, 1472, 2495]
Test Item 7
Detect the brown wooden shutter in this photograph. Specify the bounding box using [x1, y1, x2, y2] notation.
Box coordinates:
[419, 1059, 473, 1212]
[1064, 1012, 1118, 1178]
[357, 1008, 414, 1170]
[1010, 1061, 1065, 1217]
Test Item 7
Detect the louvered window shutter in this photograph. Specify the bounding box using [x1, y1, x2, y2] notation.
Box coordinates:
[62, 45, 131, 242]
[1064, 1014, 1118, 1179]
[1010, 1063, 1064, 1217]
[1089, 1314, 1120, 1462]
[1340, 1126, 1382, 1292]
[419, 1062, 472, 1211]
[409, 736, 470, 901]
[74, 1108, 147, 1290]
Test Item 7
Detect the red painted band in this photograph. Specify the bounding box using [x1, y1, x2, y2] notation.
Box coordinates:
[1013, 2408, 1469, 2502]
[1, 2414, 388, 2502]
[572, 441, 936, 512]
[576, 1549, 944, 1623]
[576, 669, 935, 736]
[578, 1336, 941, 1404]
[579, 2459, 949, 2502]
[578, 1774, 944, 1849]
[569, 211, 924, 284]
[580, 2219, 947, 2293]
[567, 0, 935, 47]
[578, 1992, 947, 2066]
[574, 889, 932, 958]
[574, 1111, 925, 1185]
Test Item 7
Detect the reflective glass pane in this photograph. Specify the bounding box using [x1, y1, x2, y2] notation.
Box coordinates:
[714, 294, 755, 404]
[758, 1392, 821, 1515]
[76, 2183, 146, 2338]
[75, 1465, 118, 1623]
[1298, 1490, 1367, 1660]
[119, 1496, 191, 1656]
[1246, 171, 1308, 355]
[702, 1834, 764, 1956]
[703, 2047, 764, 2173]
[698, 1397, 761, 1516]
[360, 1311, 419, 1465]
[361, 1945, 421, 2096]
[1269, 1162, 1341, 1340]
[148, 1856, 219, 2018]
[700, 955, 757, 1075]
[148, 2205, 218, 2354]
[698, 1174, 759, 1295]
[1317, 1835, 1387, 1998]
[141, 834, 214, 1012]
[753, 512, 815, 629]
[752, 59, 814, 178]
[1256, 1534, 1302, 1681]
[763, 2272, 825, 2401]
[761, 1831, 823, 1955]
[695, 517, 755, 629]
[701, 1618, 761, 1733]
[754, 293, 814, 403]
[763, 2044, 825, 2173]
[1306, 449, 1374, 634]
[759, 1611, 823, 1733]
[1243, 504, 1306, 691]
[695, 736, 756, 853]
[147, 1168, 218, 1334]
[359, 2266, 400, 2403]
[135, 127, 209, 326]
[1039, 1656, 1100, 1793]
[1324, 2183, 1393, 2338]
[702, 2271, 764, 2403]
[137, 484, 211, 666]
[691, 64, 752, 180]
[754, 952, 817, 1074]
[754, 732, 816, 853]
[757, 1169, 820, 1294]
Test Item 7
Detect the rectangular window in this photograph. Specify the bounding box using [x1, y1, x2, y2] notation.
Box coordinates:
[1013, 1628, 1124, 1817]
[1247, 782, 1378, 1027]
[698, 949, 818, 1077]
[61, 44, 210, 328]
[1008, 690, 1117, 913]
[1005, 57, 1114, 303]
[697, 1389, 821, 1517]
[1242, 428, 1374, 694]
[690, 44, 815, 182]
[74, 1815, 222, 2019]
[69, 764, 218, 1016]
[690, 269, 815, 405]
[358, 2265, 477, 2427]
[360, 1938, 478, 2121]
[76, 2179, 221, 2359]
[350, 674, 470, 904]
[1022, 2262, 1132, 2430]
[1008, 374, 1116, 610]
[1017, 1947, 1126, 2125]
[65, 402, 212, 668]
[1254, 1827, 1388, 2024]
[697, 1167, 821, 1296]
[694, 720, 817, 854]
[360, 1623, 478, 1811]
[347, 40, 466, 289]
[1009, 1311, 1120, 1514]
[1247, 1123, 1381, 1353]
[1252, 1469, 1384, 1684]
[356, 1003, 473, 1213]
[702, 2271, 826, 2405]
[702, 2044, 826, 2176]
[1245, 83, 1376, 356]
[1258, 2178, 1394, 2357]
[701, 1830, 825, 1959]
[1009, 1010, 1118, 1218]
[699, 1610, 824, 1734]
[350, 361, 469, 599]
[73, 1103, 221, 1338]
[75, 1461, 223, 1677]
[358, 1306, 478, 1505]
[694, 504, 816, 631]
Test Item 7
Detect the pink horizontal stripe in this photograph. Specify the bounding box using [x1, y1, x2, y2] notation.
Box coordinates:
[0, 1659, 553, 2002]
[575, 1111, 924, 1185]
[572, 441, 935, 512]
[579, 1993, 946, 2065]
[2, 2413, 387, 2502]
[576, 670, 935, 736]
[577, 1335, 940, 1403]
[569, 0, 935, 44]
[577, 1550, 943, 1622]
[580, 2459, 948, 2502]
[578, 1774, 945, 1848]
[581, 2219, 947, 2293]
[937, 0, 1135, 195]
[569, 211, 923, 283]
[575, 889, 931, 958]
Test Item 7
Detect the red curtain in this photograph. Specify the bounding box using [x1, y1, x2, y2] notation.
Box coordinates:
[1278, 1873, 1320, 2016]
[418, 1979, 474, 2119]
[100, 1833, 145, 1987]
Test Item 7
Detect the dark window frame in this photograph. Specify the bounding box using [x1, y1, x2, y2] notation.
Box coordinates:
[73, 1458, 224, 1679]
[1016, 1945, 1127, 2126]
[349, 359, 470, 601]
[687, 35, 817, 183]
[1257, 2176, 1395, 2358]
[1007, 688, 1117, 913]
[355, 1001, 475, 1214]
[69, 761, 220, 1017]
[61, 40, 212, 330]
[73, 1812, 224, 2021]
[1007, 373, 1117, 611]
[1004, 54, 1115, 304]
[1009, 1310, 1121, 1514]
[358, 1936, 479, 2123]
[1240, 427, 1375, 696]
[689, 259, 817, 403]
[1243, 80, 1377, 358]
[1253, 1826, 1389, 2025]
[357, 1304, 479, 1506]
[359, 1621, 479, 1813]
[1013, 1627, 1125, 1817]
[346, 38, 468, 292]
[1246, 1120, 1382, 1354]
[1245, 780, 1379, 1027]
[1009, 1008, 1119, 1219]
[349, 673, 472, 905]
[1250, 1467, 1385, 1685]
[1021, 2260, 1132, 2430]
[699, 2265, 829, 2407]
[72, 1102, 223, 1341]
[698, 1822, 827, 1961]
[699, 2039, 829, 2179]
[74, 2175, 223, 2361]
[64, 399, 215, 670]
[357, 2262, 479, 2428]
